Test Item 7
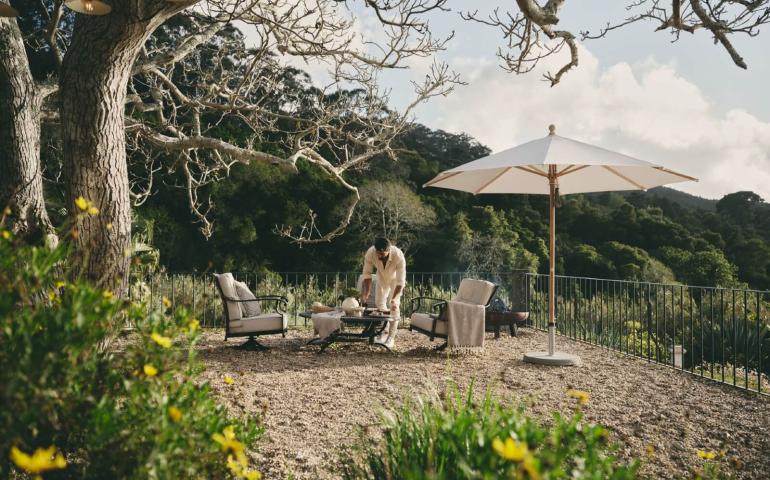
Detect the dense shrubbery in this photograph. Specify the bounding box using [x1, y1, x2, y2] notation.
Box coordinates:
[0, 218, 262, 479]
[342, 384, 640, 479]
[135, 112, 770, 290]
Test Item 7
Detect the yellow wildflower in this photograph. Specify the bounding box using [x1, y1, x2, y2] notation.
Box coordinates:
[74, 196, 89, 211]
[227, 455, 243, 475]
[168, 406, 182, 422]
[521, 454, 541, 480]
[55, 281, 66, 289]
[105, 222, 113, 231]
[492, 437, 528, 462]
[213, 426, 247, 467]
[1, 230, 10, 240]
[243, 469, 262, 480]
[151, 332, 173, 349]
[162, 296, 172, 309]
[646, 444, 655, 458]
[87, 206, 99, 215]
[10, 446, 67, 475]
[567, 389, 590, 406]
[188, 319, 200, 333]
[143, 364, 158, 377]
[697, 450, 716, 460]
[102, 290, 113, 300]
[224, 375, 235, 385]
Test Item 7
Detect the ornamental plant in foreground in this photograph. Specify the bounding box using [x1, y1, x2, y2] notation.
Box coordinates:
[0, 209, 262, 479]
[342, 383, 640, 479]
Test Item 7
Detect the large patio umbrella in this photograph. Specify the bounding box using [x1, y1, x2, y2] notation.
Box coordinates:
[424, 125, 697, 365]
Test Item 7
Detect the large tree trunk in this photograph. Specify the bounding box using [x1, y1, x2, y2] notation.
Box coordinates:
[0, 17, 57, 246]
[60, 3, 175, 293]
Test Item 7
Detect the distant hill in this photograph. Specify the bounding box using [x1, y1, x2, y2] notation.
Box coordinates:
[594, 186, 717, 211]
[635, 187, 718, 211]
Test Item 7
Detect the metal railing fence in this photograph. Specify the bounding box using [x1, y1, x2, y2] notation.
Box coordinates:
[526, 273, 770, 395]
[128, 270, 769, 395]
[128, 270, 526, 329]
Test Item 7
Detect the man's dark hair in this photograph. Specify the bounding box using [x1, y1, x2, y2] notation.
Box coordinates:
[374, 237, 390, 251]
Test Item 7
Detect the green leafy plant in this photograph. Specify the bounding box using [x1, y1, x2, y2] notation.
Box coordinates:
[342, 383, 640, 480]
[344, 287, 360, 298]
[0, 211, 262, 479]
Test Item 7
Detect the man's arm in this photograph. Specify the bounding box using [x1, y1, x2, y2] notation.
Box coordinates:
[360, 248, 374, 304]
[361, 278, 372, 304]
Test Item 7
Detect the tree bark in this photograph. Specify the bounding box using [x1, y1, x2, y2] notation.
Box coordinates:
[60, 2, 174, 292]
[0, 17, 57, 246]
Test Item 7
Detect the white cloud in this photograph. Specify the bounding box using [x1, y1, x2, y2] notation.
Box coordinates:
[420, 45, 770, 201]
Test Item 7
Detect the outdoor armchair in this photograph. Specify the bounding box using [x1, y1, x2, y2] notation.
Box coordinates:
[213, 273, 288, 350]
[408, 278, 498, 351]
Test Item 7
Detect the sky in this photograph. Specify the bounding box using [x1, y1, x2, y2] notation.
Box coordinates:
[245, 0, 770, 201]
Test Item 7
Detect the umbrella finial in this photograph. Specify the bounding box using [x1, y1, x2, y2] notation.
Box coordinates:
[548, 124, 556, 136]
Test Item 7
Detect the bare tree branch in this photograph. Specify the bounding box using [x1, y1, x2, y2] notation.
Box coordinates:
[464, 0, 769, 85]
[120, 0, 460, 241]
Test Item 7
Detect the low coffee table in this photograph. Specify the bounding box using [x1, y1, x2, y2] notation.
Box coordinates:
[486, 311, 529, 338]
[303, 309, 394, 353]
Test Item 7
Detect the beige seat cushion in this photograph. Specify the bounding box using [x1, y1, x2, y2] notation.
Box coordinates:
[455, 278, 496, 306]
[410, 312, 447, 335]
[214, 273, 241, 321]
[229, 313, 287, 334]
[234, 280, 261, 317]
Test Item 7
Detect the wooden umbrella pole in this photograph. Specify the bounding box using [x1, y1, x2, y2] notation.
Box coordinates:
[548, 164, 557, 355]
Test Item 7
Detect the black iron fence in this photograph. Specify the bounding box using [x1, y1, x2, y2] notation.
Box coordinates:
[127, 270, 527, 328]
[527, 273, 770, 395]
[128, 270, 769, 395]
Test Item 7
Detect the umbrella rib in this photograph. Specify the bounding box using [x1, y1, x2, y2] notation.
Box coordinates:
[602, 165, 646, 190]
[474, 167, 512, 194]
[423, 171, 462, 187]
[654, 166, 698, 182]
[515, 166, 549, 178]
[557, 165, 590, 177]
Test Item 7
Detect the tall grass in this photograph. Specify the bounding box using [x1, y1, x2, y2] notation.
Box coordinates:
[342, 383, 640, 480]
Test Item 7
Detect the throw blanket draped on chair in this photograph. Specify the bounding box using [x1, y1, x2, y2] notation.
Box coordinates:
[446, 300, 486, 353]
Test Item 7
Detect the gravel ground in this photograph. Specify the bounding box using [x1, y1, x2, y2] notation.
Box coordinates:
[195, 327, 770, 479]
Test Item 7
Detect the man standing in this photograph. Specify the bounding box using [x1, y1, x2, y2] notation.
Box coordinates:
[360, 237, 406, 349]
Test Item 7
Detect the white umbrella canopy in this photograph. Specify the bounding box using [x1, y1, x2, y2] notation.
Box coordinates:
[425, 127, 695, 194]
[424, 125, 697, 366]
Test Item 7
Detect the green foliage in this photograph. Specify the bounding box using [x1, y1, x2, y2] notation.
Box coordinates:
[125, 73, 769, 289]
[0, 229, 262, 479]
[658, 247, 739, 287]
[342, 383, 640, 480]
[353, 180, 437, 253]
[566, 244, 615, 279]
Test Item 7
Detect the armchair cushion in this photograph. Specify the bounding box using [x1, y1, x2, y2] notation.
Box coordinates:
[455, 278, 497, 306]
[214, 273, 241, 321]
[234, 280, 262, 317]
[410, 312, 447, 335]
[230, 313, 287, 334]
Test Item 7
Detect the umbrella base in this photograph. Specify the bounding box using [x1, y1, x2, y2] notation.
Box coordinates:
[523, 351, 581, 366]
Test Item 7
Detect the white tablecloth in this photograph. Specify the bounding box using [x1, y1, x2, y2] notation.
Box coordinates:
[311, 311, 344, 340]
